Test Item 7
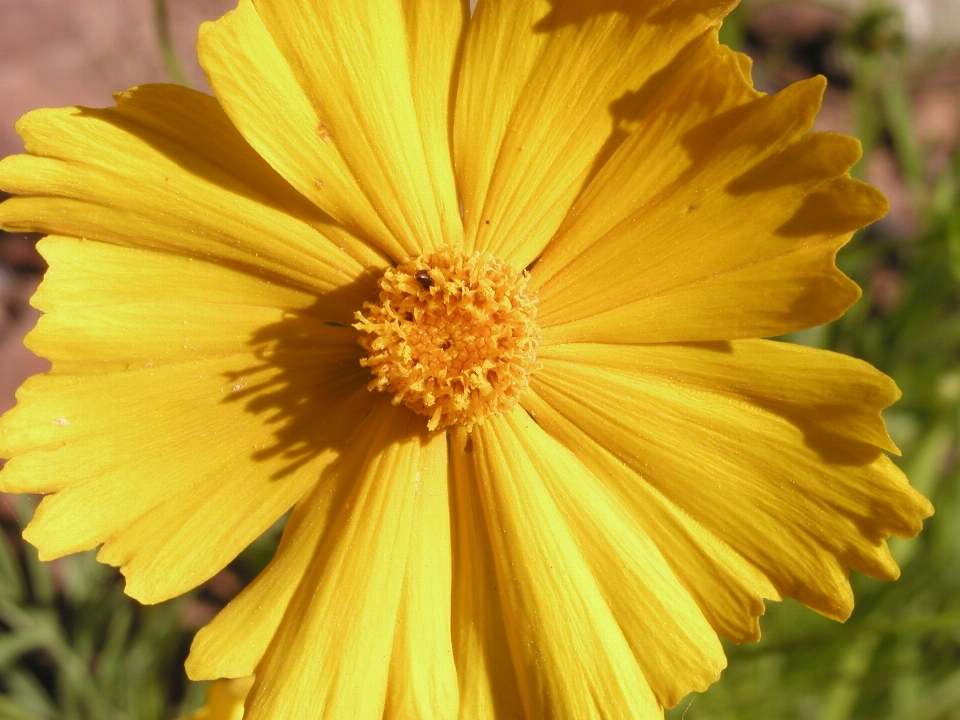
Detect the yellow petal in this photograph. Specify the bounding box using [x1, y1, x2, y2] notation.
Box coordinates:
[543, 339, 902, 454]
[528, 342, 933, 622]
[242, 402, 445, 720]
[449, 428, 525, 719]
[531, 30, 757, 288]
[0, 232, 374, 602]
[516, 407, 726, 706]
[473, 409, 661, 720]
[196, 0, 397, 259]
[531, 32, 884, 343]
[501, 408, 726, 707]
[191, 402, 459, 712]
[25, 236, 373, 381]
[187, 447, 360, 680]
[523, 388, 780, 644]
[453, 0, 549, 263]
[384, 420, 459, 720]
[455, 0, 733, 268]
[221, 0, 464, 259]
[33, 236, 320, 316]
[0, 84, 386, 294]
[400, 0, 470, 249]
[2, 348, 371, 603]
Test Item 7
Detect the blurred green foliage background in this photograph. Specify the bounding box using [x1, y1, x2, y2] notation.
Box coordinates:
[0, 0, 959, 718]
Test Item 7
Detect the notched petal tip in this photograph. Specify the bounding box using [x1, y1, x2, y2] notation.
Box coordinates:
[796, 72, 828, 106]
[725, 133, 863, 196]
[902, 489, 936, 527]
[21, 499, 93, 563]
[112, 562, 176, 606]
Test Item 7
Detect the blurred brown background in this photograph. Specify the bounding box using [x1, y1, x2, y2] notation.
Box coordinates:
[0, 0, 234, 157]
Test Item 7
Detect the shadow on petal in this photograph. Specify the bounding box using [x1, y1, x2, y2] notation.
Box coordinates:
[670, 341, 890, 466]
[533, 0, 732, 31]
[221, 271, 388, 481]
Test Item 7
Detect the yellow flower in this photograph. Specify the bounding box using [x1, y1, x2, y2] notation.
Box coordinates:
[0, 1, 934, 718]
[184, 677, 254, 720]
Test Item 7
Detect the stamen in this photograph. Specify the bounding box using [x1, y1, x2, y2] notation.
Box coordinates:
[354, 250, 541, 431]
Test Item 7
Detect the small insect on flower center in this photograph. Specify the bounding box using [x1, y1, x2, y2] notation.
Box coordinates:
[354, 249, 541, 431]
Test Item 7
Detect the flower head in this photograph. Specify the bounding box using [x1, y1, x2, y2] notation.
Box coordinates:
[355, 249, 541, 430]
[0, 1, 933, 719]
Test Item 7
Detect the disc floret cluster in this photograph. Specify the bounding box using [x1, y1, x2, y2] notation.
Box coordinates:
[355, 249, 540, 431]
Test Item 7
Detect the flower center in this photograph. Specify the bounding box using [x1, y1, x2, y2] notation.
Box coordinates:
[354, 249, 541, 431]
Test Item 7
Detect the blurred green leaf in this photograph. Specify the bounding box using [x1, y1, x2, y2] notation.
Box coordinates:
[718, 2, 747, 51]
[821, 632, 881, 720]
[0, 528, 25, 603]
[0, 692, 45, 720]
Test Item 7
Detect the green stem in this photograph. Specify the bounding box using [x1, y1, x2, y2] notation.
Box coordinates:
[153, 0, 190, 86]
[849, 53, 883, 181]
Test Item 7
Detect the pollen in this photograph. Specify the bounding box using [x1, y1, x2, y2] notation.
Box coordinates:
[354, 249, 541, 431]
